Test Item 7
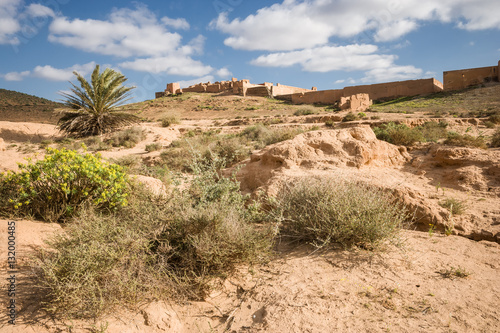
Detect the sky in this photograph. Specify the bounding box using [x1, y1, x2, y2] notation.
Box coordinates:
[1, 0, 500, 103]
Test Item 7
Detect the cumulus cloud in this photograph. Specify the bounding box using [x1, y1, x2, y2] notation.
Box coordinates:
[48, 3, 216, 78]
[119, 56, 213, 76]
[1, 62, 97, 82]
[2, 70, 30, 81]
[0, 0, 22, 44]
[212, 0, 500, 51]
[215, 67, 232, 78]
[32, 62, 97, 81]
[251, 44, 423, 83]
[25, 3, 55, 18]
[161, 17, 190, 30]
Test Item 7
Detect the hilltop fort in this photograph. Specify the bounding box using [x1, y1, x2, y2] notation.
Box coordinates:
[156, 60, 500, 110]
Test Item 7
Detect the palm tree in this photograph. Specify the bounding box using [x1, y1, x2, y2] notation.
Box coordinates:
[58, 65, 139, 137]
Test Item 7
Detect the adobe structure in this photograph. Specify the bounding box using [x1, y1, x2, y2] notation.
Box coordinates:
[155, 59, 499, 108]
[443, 60, 500, 91]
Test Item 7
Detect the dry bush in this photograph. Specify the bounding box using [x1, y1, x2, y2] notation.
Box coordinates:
[272, 177, 407, 249]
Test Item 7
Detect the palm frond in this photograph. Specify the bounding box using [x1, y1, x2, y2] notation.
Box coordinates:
[58, 65, 138, 137]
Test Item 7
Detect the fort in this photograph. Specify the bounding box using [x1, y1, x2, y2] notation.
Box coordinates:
[155, 60, 500, 109]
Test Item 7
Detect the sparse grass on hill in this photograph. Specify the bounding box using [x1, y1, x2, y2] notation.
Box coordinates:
[444, 132, 487, 149]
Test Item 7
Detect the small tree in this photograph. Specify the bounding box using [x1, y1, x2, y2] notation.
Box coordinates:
[58, 65, 139, 137]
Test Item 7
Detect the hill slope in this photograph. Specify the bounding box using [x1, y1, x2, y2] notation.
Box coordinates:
[0, 88, 63, 124]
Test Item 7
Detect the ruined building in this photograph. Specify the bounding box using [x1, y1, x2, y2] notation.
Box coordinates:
[155, 59, 500, 109]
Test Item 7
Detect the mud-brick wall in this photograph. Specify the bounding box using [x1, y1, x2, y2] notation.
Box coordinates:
[246, 86, 271, 98]
[206, 84, 222, 93]
[182, 84, 206, 93]
[291, 89, 343, 104]
[272, 84, 312, 97]
[342, 78, 443, 101]
[443, 65, 499, 91]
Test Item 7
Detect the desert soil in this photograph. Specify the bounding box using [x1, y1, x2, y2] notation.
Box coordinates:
[0, 90, 499, 332]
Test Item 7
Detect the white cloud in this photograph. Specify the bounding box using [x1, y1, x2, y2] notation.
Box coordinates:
[215, 67, 232, 78]
[0, 0, 21, 44]
[374, 20, 418, 42]
[251, 44, 424, 83]
[212, 0, 500, 51]
[119, 56, 213, 77]
[161, 17, 190, 30]
[25, 3, 55, 18]
[32, 62, 96, 81]
[334, 79, 345, 84]
[178, 75, 215, 88]
[48, 4, 214, 78]
[2, 70, 30, 81]
[361, 65, 423, 83]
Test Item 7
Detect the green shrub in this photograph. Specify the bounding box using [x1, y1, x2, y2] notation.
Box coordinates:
[491, 129, 500, 147]
[293, 107, 316, 116]
[161, 115, 180, 127]
[342, 112, 359, 122]
[417, 121, 448, 142]
[358, 112, 367, 118]
[145, 142, 162, 152]
[241, 124, 304, 149]
[488, 114, 500, 124]
[107, 126, 145, 148]
[84, 136, 112, 151]
[373, 122, 423, 146]
[272, 177, 407, 249]
[484, 121, 496, 129]
[35, 156, 273, 318]
[444, 132, 487, 149]
[439, 197, 466, 215]
[325, 119, 335, 127]
[0, 148, 128, 222]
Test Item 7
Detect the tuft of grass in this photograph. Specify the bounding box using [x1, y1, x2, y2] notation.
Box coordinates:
[271, 177, 407, 249]
[145, 142, 162, 152]
[444, 132, 487, 149]
[161, 115, 180, 127]
[488, 114, 500, 124]
[107, 126, 146, 148]
[293, 106, 316, 116]
[325, 119, 335, 127]
[491, 128, 500, 147]
[342, 112, 359, 122]
[439, 197, 466, 215]
[240, 123, 305, 149]
[438, 266, 471, 279]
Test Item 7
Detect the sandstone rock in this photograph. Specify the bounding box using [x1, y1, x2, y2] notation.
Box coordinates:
[132, 175, 167, 197]
[236, 126, 410, 193]
[0, 137, 5, 151]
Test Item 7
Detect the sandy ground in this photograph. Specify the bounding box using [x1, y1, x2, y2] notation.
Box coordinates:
[0, 115, 499, 332]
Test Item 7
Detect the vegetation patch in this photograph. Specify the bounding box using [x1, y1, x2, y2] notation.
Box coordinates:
[35, 156, 273, 318]
[271, 177, 407, 249]
[444, 132, 487, 149]
[0, 148, 128, 222]
[373, 121, 448, 146]
[107, 126, 146, 148]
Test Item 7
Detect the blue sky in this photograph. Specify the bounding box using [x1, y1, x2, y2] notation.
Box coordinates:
[1, 0, 499, 102]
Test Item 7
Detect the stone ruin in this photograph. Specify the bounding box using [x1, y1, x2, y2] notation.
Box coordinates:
[154, 59, 499, 112]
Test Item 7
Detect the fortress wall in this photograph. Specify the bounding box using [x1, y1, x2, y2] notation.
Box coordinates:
[342, 78, 443, 101]
[272, 84, 312, 96]
[182, 84, 206, 93]
[246, 86, 271, 98]
[443, 65, 499, 91]
[206, 83, 222, 93]
[291, 89, 343, 104]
